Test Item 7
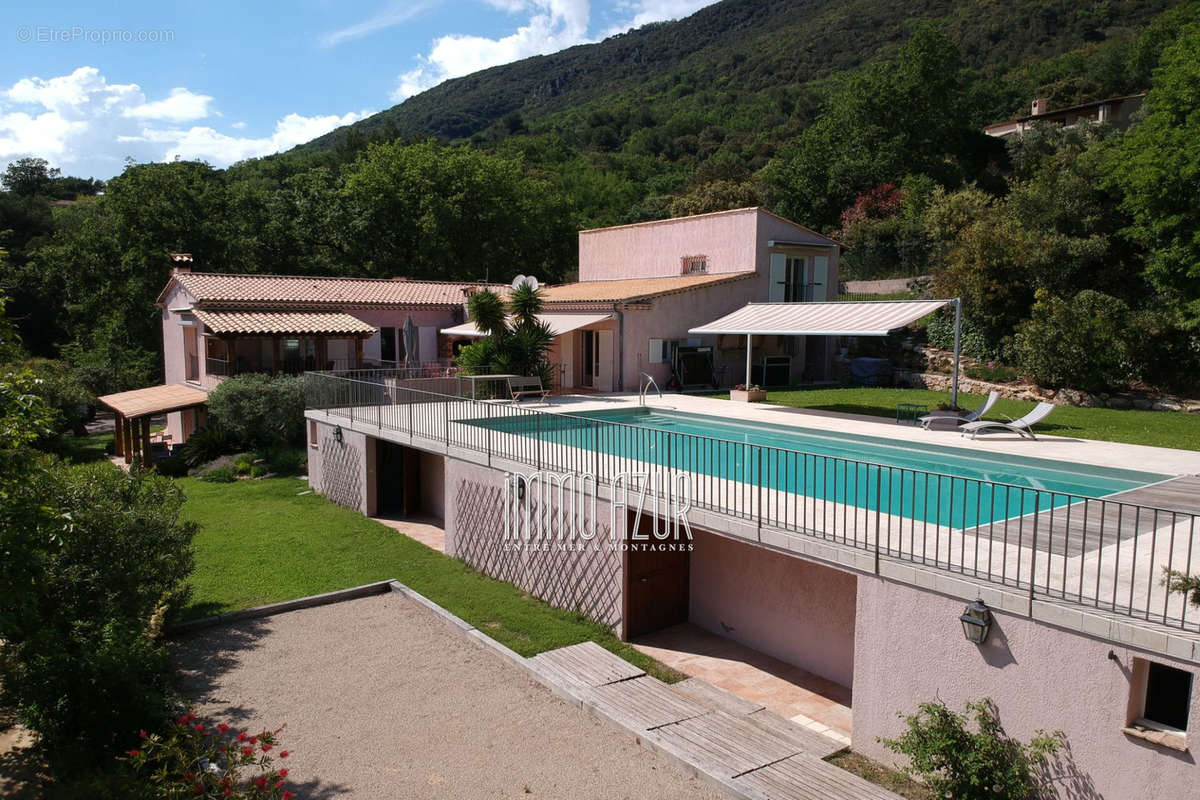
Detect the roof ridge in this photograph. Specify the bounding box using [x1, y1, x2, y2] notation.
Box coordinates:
[179, 271, 501, 287]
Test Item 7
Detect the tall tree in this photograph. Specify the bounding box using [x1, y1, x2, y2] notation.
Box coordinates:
[1110, 22, 1200, 327]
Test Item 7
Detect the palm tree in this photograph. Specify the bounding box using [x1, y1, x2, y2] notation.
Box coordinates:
[467, 289, 507, 337]
[508, 281, 542, 330]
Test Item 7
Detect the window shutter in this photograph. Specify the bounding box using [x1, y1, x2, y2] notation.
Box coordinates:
[648, 338, 664, 364]
[768, 253, 787, 302]
[812, 256, 830, 301]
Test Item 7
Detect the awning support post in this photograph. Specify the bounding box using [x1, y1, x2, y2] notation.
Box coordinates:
[951, 297, 962, 409]
[745, 334, 753, 386]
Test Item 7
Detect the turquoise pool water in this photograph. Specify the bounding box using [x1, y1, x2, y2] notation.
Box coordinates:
[466, 407, 1168, 528]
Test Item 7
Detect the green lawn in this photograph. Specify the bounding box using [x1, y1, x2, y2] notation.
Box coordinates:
[178, 476, 682, 682]
[741, 388, 1200, 451]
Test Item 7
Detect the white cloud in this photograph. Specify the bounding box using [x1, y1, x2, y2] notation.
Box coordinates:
[319, 1, 436, 48]
[123, 88, 214, 122]
[604, 0, 717, 35]
[390, 0, 719, 101]
[392, 0, 592, 101]
[0, 66, 371, 176]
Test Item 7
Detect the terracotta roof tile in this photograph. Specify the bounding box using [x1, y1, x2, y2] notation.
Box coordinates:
[539, 272, 755, 305]
[168, 272, 495, 309]
[192, 309, 377, 336]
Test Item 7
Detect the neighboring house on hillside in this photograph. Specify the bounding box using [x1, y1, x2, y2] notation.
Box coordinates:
[985, 93, 1145, 137]
[154, 264, 495, 446]
[443, 207, 842, 391]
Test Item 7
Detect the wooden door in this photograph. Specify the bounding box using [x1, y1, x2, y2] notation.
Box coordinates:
[623, 512, 690, 639]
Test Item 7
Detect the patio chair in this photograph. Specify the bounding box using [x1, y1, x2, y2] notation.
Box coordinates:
[960, 402, 1056, 440]
[508, 376, 551, 404]
[919, 391, 999, 430]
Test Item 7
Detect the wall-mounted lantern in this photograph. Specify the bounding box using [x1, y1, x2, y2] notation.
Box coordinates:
[332, 425, 344, 445]
[960, 598, 992, 645]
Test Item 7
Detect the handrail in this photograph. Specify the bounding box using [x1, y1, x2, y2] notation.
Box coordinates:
[639, 372, 663, 406]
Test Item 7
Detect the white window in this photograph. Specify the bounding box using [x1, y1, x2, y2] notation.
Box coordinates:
[1136, 659, 1192, 732]
[769, 252, 829, 302]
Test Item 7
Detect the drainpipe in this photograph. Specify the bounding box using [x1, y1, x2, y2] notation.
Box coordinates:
[951, 297, 962, 409]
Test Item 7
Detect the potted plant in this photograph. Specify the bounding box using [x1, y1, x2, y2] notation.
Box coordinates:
[731, 383, 767, 402]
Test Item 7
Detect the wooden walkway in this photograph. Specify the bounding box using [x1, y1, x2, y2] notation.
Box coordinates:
[960, 474, 1200, 559]
[526, 642, 900, 800]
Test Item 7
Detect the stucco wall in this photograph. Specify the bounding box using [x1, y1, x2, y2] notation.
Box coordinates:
[306, 420, 375, 515]
[579, 210, 760, 281]
[419, 450, 445, 520]
[689, 531, 857, 687]
[444, 458, 623, 627]
[853, 577, 1200, 798]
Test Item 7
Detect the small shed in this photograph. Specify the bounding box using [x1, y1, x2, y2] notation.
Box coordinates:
[96, 383, 209, 465]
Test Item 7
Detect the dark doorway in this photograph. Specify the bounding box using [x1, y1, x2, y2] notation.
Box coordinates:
[376, 440, 421, 516]
[805, 335, 827, 381]
[623, 511, 691, 639]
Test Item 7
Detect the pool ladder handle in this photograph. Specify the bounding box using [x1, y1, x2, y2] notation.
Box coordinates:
[639, 372, 663, 406]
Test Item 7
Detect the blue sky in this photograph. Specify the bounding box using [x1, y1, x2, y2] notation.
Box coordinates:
[0, 0, 717, 180]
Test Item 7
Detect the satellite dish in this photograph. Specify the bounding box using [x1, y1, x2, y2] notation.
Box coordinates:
[511, 275, 539, 291]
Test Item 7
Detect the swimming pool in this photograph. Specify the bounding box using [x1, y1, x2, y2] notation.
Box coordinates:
[466, 407, 1168, 528]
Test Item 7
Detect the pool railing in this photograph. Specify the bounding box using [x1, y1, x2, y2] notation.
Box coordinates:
[304, 370, 1200, 633]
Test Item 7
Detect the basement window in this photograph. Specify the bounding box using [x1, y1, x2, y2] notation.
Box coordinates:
[1143, 661, 1192, 731]
[1124, 658, 1192, 752]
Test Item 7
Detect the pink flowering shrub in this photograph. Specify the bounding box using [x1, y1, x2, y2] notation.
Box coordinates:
[126, 712, 294, 799]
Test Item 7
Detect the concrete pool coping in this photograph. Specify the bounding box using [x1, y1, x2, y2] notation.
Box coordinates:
[526, 393, 1200, 477]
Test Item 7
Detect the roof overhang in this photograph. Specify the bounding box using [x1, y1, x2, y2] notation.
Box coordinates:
[193, 309, 377, 337]
[689, 299, 951, 337]
[442, 312, 615, 338]
[97, 383, 209, 419]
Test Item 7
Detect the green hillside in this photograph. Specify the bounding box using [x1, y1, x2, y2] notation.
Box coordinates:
[306, 0, 1169, 149]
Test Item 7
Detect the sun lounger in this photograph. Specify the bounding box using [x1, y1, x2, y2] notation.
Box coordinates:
[919, 391, 999, 429]
[960, 402, 1056, 440]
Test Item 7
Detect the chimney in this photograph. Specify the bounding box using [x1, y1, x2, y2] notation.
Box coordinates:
[1031, 97, 1050, 116]
[169, 253, 193, 275]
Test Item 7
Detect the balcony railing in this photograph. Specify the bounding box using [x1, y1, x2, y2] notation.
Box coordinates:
[206, 357, 454, 379]
[304, 370, 1200, 633]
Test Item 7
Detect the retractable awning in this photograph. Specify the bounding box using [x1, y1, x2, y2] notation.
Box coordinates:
[442, 312, 614, 338]
[688, 300, 951, 337]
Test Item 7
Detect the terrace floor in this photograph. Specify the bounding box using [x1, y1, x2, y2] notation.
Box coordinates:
[633, 623, 853, 746]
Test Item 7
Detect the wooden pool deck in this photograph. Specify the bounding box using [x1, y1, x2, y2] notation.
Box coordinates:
[527, 642, 900, 799]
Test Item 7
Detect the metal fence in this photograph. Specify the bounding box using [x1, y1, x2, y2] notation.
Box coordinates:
[305, 370, 1200, 632]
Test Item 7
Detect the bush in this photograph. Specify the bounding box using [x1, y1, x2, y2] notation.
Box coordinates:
[206, 374, 306, 451]
[882, 697, 1061, 800]
[964, 362, 1021, 383]
[180, 426, 235, 467]
[1013, 290, 1132, 393]
[249, 464, 267, 478]
[15, 358, 94, 436]
[926, 312, 1004, 362]
[199, 466, 236, 483]
[155, 455, 189, 478]
[263, 448, 307, 476]
[0, 462, 196, 768]
[128, 712, 295, 799]
[233, 454, 254, 475]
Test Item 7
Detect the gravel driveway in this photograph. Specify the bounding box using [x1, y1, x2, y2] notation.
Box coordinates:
[173, 592, 727, 799]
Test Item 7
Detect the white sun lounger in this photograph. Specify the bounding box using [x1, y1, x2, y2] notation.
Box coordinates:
[919, 390, 999, 430]
[960, 402, 1056, 440]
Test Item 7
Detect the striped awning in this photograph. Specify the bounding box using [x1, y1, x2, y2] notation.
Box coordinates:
[442, 312, 614, 338]
[688, 300, 951, 336]
[193, 309, 376, 336]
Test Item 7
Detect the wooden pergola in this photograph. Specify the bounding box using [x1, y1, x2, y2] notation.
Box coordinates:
[96, 383, 209, 465]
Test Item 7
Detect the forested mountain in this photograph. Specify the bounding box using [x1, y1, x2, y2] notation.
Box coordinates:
[306, 0, 1170, 147]
[2, 0, 1198, 398]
